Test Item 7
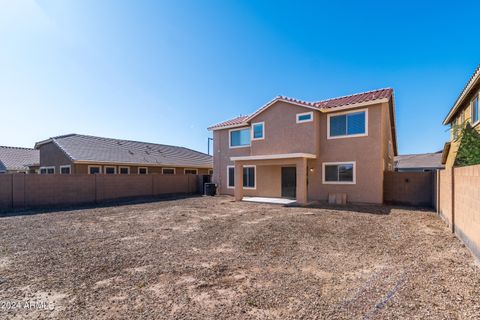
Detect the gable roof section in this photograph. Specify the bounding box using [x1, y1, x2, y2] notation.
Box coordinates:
[443, 65, 480, 125]
[394, 152, 444, 170]
[0, 146, 40, 172]
[35, 134, 213, 168]
[208, 88, 393, 130]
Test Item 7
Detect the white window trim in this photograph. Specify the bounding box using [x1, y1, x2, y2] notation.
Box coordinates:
[104, 166, 117, 174]
[229, 127, 251, 149]
[59, 165, 71, 174]
[162, 167, 176, 174]
[296, 111, 313, 124]
[88, 165, 102, 174]
[472, 93, 480, 127]
[39, 166, 55, 174]
[119, 166, 130, 174]
[184, 168, 198, 175]
[251, 121, 265, 141]
[327, 108, 368, 139]
[138, 167, 148, 174]
[322, 161, 356, 185]
[226, 165, 256, 189]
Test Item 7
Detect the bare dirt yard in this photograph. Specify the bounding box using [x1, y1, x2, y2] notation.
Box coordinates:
[1, 196, 479, 319]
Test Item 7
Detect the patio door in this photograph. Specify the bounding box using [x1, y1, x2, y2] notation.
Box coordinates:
[281, 167, 296, 199]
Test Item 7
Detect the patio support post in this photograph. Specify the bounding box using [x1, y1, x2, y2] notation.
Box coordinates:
[234, 162, 244, 201]
[296, 158, 308, 205]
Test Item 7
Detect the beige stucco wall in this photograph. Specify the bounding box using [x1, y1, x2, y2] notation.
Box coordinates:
[213, 100, 394, 204]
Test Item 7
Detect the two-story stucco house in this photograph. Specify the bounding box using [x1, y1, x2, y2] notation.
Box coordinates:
[441, 65, 480, 167]
[208, 88, 397, 205]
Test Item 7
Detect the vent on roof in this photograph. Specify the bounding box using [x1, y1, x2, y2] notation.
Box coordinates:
[128, 150, 134, 155]
[145, 150, 150, 155]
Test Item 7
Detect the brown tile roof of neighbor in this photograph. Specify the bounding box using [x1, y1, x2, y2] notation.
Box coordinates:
[208, 88, 393, 130]
[35, 134, 213, 168]
[0, 146, 40, 172]
[394, 152, 444, 170]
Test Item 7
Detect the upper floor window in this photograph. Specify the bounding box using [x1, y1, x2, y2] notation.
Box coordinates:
[452, 120, 459, 140]
[472, 94, 479, 124]
[328, 109, 367, 139]
[296, 112, 313, 123]
[229, 128, 250, 148]
[251, 122, 264, 140]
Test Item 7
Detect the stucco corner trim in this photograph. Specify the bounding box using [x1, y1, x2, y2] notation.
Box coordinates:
[230, 153, 317, 162]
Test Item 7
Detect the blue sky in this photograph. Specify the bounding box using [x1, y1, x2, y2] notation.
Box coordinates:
[1, 0, 479, 155]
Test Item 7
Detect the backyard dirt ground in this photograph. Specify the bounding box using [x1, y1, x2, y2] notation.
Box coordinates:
[0, 196, 479, 319]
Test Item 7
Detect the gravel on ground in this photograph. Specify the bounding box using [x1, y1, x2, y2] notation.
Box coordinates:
[0, 196, 479, 319]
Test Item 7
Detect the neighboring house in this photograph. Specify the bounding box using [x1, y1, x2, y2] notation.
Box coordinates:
[0, 146, 40, 174]
[34, 134, 213, 175]
[442, 65, 480, 167]
[208, 88, 397, 205]
[394, 152, 444, 172]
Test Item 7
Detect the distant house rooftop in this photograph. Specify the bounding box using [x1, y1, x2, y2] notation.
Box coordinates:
[34, 134, 212, 168]
[394, 152, 444, 172]
[0, 146, 40, 173]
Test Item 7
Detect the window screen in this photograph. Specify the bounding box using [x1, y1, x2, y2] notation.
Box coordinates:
[329, 111, 366, 137]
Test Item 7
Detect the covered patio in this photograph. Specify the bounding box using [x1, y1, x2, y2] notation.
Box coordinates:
[230, 153, 316, 205]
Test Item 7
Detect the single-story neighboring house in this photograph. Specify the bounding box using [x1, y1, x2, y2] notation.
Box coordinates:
[0, 146, 40, 174]
[394, 152, 444, 172]
[34, 134, 213, 175]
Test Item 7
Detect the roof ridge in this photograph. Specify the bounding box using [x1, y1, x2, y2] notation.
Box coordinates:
[0, 146, 36, 150]
[315, 87, 393, 104]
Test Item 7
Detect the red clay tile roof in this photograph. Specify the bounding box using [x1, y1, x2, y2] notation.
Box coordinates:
[314, 88, 393, 109]
[208, 115, 249, 130]
[208, 88, 393, 130]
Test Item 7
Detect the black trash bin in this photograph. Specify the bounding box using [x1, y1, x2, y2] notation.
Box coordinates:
[204, 183, 217, 196]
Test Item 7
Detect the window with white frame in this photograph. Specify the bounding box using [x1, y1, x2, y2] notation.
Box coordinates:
[162, 168, 175, 174]
[88, 166, 101, 174]
[472, 94, 479, 124]
[251, 122, 264, 140]
[229, 128, 250, 148]
[296, 111, 313, 123]
[104, 166, 116, 174]
[60, 165, 71, 174]
[184, 168, 198, 175]
[40, 167, 55, 174]
[227, 165, 255, 189]
[328, 109, 367, 138]
[119, 167, 130, 174]
[138, 167, 148, 175]
[322, 162, 355, 184]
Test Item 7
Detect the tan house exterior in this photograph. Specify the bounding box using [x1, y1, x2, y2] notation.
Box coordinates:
[35, 134, 213, 176]
[208, 88, 397, 205]
[442, 65, 480, 168]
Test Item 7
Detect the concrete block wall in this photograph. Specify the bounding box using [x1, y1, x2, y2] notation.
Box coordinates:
[438, 168, 453, 227]
[453, 165, 480, 259]
[383, 171, 433, 206]
[437, 165, 480, 261]
[0, 174, 199, 211]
